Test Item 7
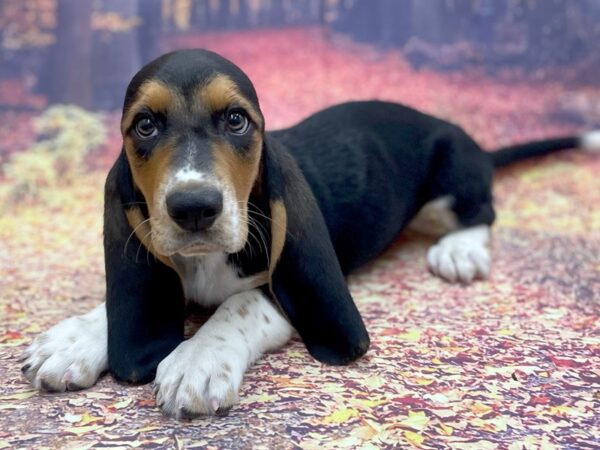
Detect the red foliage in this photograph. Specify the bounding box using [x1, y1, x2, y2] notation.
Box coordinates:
[0, 79, 46, 109]
[0, 111, 37, 165]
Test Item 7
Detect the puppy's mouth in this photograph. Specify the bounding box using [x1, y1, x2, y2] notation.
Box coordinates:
[175, 240, 222, 257]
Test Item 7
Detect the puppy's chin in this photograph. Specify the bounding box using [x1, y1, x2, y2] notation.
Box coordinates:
[177, 242, 221, 257]
[151, 230, 248, 259]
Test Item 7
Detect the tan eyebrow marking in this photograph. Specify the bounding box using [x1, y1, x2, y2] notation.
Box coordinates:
[198, 74, 263, 128]
[121, 80, 173, 134]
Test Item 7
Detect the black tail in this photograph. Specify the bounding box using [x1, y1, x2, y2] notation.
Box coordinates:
[491, 136, 580, 168]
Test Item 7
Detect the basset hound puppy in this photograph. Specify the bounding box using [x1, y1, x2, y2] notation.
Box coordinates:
[22, 49, 600, 418]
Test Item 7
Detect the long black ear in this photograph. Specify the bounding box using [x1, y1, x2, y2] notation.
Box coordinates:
[104, 150, 185, 383]
[261, 136, 369, 365]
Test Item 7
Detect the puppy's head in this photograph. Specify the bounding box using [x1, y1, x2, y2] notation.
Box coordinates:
[120, 50, 265, 257]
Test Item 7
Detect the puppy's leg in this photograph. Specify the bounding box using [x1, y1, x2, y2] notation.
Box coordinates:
[154, 289, 293, 418]
[427, 223, 491, 283]
[22, 303, 108, 391]
[418, 128, 496, 284]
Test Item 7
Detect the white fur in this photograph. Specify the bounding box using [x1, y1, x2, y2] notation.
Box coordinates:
[154, 289, 292, 417]
[22, 303, 108, 391]
[172, 166, 207, 184]
[408, 195, 460, 236]
[580, 130, 600, 152]
[427, 225, 491, 284]
[171, 252, 266, 306]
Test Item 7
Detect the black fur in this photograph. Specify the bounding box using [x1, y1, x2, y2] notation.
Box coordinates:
[491, 137, 579, 168]
[260, 136, 369, 364]
[271, 101, 496, 272]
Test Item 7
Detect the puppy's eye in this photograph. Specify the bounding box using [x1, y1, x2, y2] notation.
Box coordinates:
[135, 117, 158, 139]
[225, 111, 249, 135]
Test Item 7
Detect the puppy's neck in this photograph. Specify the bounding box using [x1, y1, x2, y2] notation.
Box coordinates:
[170, 252, 267, 307]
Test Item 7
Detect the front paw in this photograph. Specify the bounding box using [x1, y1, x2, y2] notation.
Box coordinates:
[154, 338, 244, 418]
[21, 305, 108, 392]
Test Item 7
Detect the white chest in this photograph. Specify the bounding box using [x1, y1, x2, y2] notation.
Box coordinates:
[171, 253, 267, 306]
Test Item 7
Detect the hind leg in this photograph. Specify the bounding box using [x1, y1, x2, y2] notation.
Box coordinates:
[426, 223, 491, 283]
[415, 127, 496, 284]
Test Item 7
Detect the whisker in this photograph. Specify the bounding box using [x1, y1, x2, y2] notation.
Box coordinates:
[250, 215, 270, 268]
[124, 218, 152, 257]
[241, 200, 291, 237]
[245, 215, 270, 268]
[136, 229, 153, 265]
[241, 220, 258, 260]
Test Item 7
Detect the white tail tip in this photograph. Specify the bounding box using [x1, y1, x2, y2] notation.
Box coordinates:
[580, 130, 600, 151]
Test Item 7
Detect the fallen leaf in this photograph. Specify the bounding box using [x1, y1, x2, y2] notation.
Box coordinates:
[323, 407, 359, 424]
[400, 411, 429, 431]
[0, 390, 37, 400]
[404, 430, 425, 447]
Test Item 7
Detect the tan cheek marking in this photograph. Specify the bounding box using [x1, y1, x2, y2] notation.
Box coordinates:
[124, 207, 173, 268]
[212, 139, 261, 204]
[198, 74, 263, 128]
[122, 80, 173, 133]
[268, 200, 287, 279]
[124, 138, 175, 214]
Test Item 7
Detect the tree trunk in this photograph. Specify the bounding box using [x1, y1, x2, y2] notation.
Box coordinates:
[138, 0, 164, 65]
[43, 0, 93, 108]
[410, 0, 446, 44]
[92, 0, 141, 110]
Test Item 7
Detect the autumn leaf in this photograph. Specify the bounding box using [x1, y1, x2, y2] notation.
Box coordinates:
[0, 391, 37, 400]
[62, 424, 103, 436]
[438, 423, 453, 435]
[398, 329, 422, 341]
[400, 411, 429, 431]
[77, 411, 103, 426]
[323, 407, 359, 424]
[404, 430, 425, 447]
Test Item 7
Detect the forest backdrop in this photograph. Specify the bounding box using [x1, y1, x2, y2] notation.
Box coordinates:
[1, 0, 599, 111]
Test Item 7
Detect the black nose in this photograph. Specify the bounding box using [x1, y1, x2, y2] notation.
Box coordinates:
[166, 189, 223, 232]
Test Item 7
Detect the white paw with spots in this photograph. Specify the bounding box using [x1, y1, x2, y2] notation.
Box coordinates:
[155, 335, 245, 418]
[22, 303, 108, 391]
[155, 289, 292, 418]
[427, 225, 491, 284]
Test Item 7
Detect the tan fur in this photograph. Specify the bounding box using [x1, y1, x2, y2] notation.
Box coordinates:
[121, 80, 173, 133]
[198, 74, 263, 128]
[268, 200, 287, 279]
[212, 139, 261, 205]
[124, 207, 173, 268]
[123, 135, 180, 258]
[124, 138, 175, 212]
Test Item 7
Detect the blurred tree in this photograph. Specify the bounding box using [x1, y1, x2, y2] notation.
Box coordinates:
[92, 0, 140, 110]
[42, 0, 93, 109]
[329, 0, 600, 76]
[0, 0, 55, 85]
[138, 0, 164, 65]
[380, 0, 411, 48]
[0, 0, 56, 52]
